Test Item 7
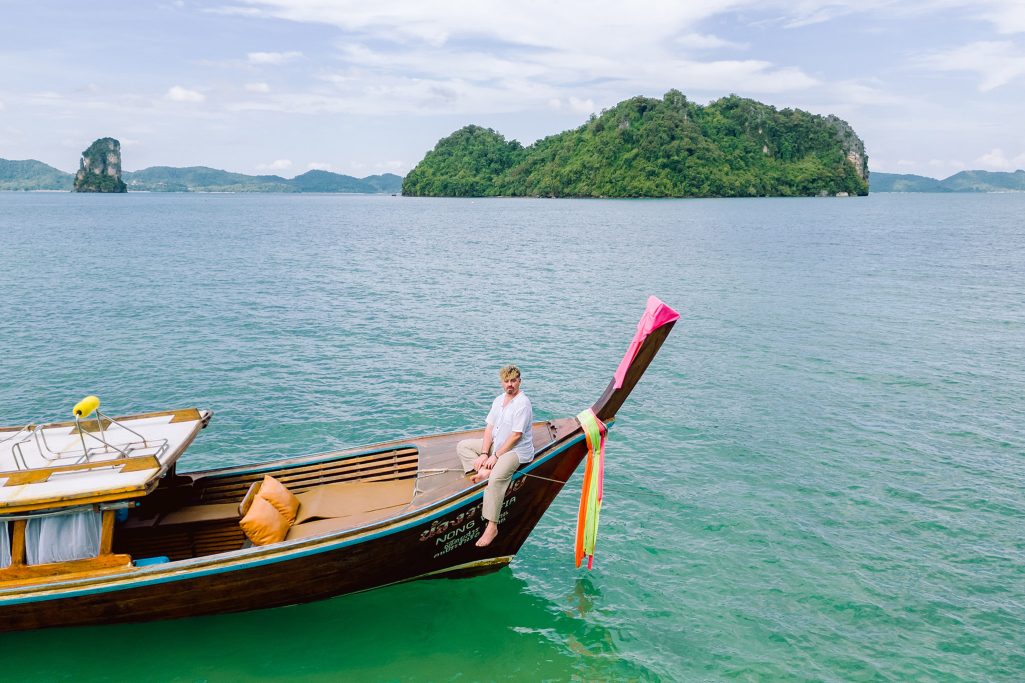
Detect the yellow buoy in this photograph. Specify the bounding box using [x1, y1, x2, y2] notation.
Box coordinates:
[73, 395, 101, 418]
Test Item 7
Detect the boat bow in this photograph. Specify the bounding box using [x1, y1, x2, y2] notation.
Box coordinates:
[591, 295, 680, 422]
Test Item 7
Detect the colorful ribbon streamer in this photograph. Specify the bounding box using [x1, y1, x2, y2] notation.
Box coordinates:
[575, 408, 608, 569]
[612, 295, 681, 389]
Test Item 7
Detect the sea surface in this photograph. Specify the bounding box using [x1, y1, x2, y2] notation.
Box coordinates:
[1, 192, 1023, 681]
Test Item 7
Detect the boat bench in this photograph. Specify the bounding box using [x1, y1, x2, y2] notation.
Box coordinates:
[152, 477, 414, 542]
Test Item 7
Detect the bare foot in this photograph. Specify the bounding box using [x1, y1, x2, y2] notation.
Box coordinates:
[470, 468, 492, 484]
[476, 521, 498, 547]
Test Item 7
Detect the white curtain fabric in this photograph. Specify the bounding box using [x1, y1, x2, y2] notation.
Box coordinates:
[25, 511, 102, 565]
[0, 522, 10, 568]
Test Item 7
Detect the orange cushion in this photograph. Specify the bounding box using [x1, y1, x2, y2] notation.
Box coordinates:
[239, 495, 290, 546]
[257, 475, 300, 525]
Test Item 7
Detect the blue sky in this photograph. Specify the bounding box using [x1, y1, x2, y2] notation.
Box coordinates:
[2, 0, 1024, 178]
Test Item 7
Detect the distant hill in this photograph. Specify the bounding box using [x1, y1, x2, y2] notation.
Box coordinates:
[0, 159, 403, 193]
[123, 166, 294, 192]
[0, 159, 73, 190]
[942, 169, 1025, 192]
[123, 166, 403, 193]
[871, 169, 1025, 192]
[403, 90, 870, 198]
[360, 173, 403, 193]
[869, 172, 951, 193]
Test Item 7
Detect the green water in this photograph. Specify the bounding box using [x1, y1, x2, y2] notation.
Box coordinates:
[1, 193, 1023, 681]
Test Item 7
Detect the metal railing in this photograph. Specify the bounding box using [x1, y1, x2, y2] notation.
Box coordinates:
[8, 410, 169, 471]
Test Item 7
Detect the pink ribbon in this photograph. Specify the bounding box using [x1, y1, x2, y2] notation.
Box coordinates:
[612, 296, 680, 389]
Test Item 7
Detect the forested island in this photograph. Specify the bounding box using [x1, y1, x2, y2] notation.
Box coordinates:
[73, 138, 127, 193]
[402, 90, 869, 198]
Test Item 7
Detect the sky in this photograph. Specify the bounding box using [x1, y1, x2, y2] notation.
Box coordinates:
[2, 0, 1024, 179]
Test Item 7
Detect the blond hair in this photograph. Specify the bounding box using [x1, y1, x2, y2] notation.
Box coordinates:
[499, 365, 521, 381]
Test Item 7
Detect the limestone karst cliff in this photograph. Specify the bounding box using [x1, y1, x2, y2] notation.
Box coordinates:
[73, 138, 127, 193]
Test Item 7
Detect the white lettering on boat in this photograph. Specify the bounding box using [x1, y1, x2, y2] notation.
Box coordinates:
[427, 488, 523, 559]
[419, 477, 526, 543]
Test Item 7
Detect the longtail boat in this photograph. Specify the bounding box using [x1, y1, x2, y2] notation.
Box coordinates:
[0, 297, 678, 632]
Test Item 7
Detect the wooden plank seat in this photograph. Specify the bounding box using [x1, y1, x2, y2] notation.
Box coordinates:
[286, 503, 410, 540]
[157, 502, 240, 527]
[292, 479, 414, 524]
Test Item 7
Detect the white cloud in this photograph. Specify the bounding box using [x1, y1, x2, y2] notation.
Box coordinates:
[256, 159, 293, 171]
[675, 33, 748, 50]
[918, 40, 1025, 91]
[819, 80, 916, 108]
[247, 51, 302, 65]
[0, 100, 5, 111]
[929, 158, 968, 176]
[166, 86, 205, 102]
[307, 161, 333, 170]
[975, 147, 1025, 170]
[547, 96, 594, 116]
[232, 1, 819, 111]
[568, 97, 595, 114]
[976, 0, 1025, 34]
[245, 82, 271, 93]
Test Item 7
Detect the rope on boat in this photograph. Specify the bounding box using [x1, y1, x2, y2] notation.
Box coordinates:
[416, 467, 569, 486]
[416, 468, 461, 477]
[402, 467, 572, 516]
[520, 472, 569, 485]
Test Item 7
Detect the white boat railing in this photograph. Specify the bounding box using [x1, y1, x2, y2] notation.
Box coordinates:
[6, 409, 169, 472]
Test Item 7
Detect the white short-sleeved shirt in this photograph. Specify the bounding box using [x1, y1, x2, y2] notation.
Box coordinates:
[486, 392, 535, 463]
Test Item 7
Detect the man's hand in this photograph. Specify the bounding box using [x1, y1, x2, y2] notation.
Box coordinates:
[473, 453, 489, 471]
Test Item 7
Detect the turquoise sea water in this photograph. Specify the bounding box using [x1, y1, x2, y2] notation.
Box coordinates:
[1, 192, 1023, 681]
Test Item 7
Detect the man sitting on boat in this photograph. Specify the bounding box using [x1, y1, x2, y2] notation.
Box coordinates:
[456, 365, 535, 547]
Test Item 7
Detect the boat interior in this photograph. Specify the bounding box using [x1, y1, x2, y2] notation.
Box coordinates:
[0, 406, 581, 578]
[115, 418, 578, 562]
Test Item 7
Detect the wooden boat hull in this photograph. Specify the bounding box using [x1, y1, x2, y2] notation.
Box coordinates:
[0, 431, 589, 632]
[0, 296, 678, 632]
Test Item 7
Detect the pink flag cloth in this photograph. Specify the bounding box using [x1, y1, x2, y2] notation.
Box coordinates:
[612, 296, 680, 389]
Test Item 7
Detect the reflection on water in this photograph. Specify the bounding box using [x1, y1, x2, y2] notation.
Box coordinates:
[2, 568, 654, 682]
[566, 575, 601, 619]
